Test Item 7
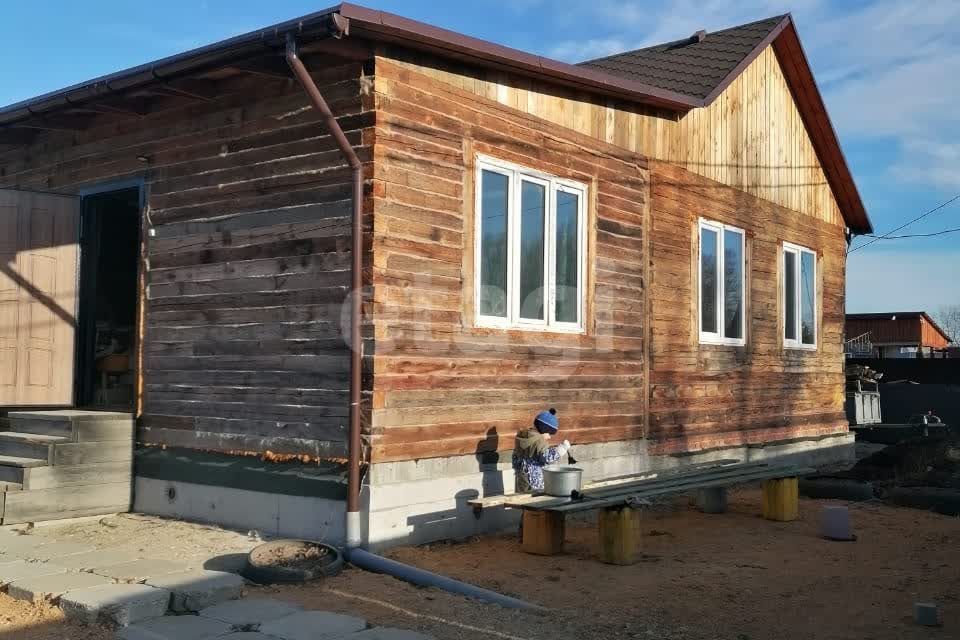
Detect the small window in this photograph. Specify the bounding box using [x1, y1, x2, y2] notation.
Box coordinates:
[783, 243, 817, 348]
[475, 156, 586, 332]
[698, 219, 746, 345]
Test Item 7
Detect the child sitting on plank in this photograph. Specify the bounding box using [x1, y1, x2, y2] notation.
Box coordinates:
[512, 408, 571, 493]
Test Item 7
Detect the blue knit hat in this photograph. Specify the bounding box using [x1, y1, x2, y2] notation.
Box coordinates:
[534, 408, 559, 434]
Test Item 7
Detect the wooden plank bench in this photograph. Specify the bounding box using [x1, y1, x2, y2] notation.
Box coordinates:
[483, 461, 813, 563]
[467, 458, 742, 513]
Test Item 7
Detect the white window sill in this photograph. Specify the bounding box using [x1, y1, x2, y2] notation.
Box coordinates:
[476, 317, 585, 335]
[784, 342, 818, 351]
[699, 334, 747, 347]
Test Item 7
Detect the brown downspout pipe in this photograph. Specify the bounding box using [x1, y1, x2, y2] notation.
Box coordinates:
[285, 28, 364, 548]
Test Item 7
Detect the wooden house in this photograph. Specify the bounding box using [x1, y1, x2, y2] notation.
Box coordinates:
[846, 312, 953, 359]
[0, 4, 871, 546]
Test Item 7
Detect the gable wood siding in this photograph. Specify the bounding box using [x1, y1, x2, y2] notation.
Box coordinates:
[368, 57, 650, 463]
[384, 44, 845, 230]
[0, 61, 373, 458]
[648, 160, 848, 453]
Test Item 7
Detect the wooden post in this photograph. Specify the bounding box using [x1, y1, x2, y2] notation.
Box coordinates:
[762, 477, 799, 521]
[521, 510, 565, 556]
[597, 505, 641, 565]
[696, 487, 728, 514]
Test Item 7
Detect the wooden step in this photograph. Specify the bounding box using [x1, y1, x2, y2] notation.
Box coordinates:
[22, 461, 132, 491]
[0, 455, 48, 468]
[1, 482, 131, 525]
[7, 410, 133, 442]
[0, 455, 47, 485]
[0, 432, 68, 462]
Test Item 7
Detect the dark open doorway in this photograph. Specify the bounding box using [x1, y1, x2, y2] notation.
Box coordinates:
[76, 187, 141, 409]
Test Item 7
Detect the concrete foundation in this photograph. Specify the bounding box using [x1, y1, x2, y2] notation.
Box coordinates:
[138, 432, 854, 550]
[133, 477, 346, 543]
[361, 432, 855, 550]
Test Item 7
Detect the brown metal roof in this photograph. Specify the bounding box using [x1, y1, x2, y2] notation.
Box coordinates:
[0, 4, 870, 233]
[579, 15, 870, 235]
[579, 15, 787, 100]
[846, 312, 954, 346]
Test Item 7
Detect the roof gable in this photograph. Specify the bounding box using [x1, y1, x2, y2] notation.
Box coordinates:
[577, 15, 869, 234]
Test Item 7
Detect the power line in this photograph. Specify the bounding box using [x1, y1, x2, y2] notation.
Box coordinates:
[848, 193, 960, 254]
[862, 225, 960, 240]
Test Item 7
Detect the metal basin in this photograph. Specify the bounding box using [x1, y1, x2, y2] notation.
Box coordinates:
[543, 465, 583, 497]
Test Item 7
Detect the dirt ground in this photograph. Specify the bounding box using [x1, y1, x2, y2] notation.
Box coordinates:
[263, 489, 959, 640]
[2, 491, 957, 639]
[0, 592, 112, 640]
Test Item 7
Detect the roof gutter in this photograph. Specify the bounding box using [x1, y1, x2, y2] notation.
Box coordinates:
[0, 3, 698, 127]
[0, 4, 345, 126]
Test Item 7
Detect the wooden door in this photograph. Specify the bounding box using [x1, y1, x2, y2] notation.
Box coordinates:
[0, 189, 80, 406]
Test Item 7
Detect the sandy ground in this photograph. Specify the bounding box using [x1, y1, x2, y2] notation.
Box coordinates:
[2, 492, 957, 639]
[0, 592, 113, 640]
[262, 489, 960, 640]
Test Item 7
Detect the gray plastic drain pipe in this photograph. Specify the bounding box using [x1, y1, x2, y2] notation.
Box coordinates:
[346, 548, 544, 611]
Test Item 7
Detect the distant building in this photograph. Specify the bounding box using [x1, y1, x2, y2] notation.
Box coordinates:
[845, 312, 953, 359]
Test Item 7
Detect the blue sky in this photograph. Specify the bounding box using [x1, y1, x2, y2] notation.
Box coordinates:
[1, 0, 958, 315]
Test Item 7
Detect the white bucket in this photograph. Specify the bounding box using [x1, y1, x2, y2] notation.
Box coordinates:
[820, 504, 856, 541]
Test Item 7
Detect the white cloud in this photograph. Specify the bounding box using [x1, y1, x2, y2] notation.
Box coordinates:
[548, 38, 642, 61]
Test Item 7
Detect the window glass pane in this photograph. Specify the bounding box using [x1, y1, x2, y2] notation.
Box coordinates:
[801, 251, 816, 344]
[700, 227, 718, 334]
[519, 181, 546, 320]
[784, 250, 797, 341]
[555, 190, 580, 323]
[723, 229, 744, 340]
[479, 170, 508, 317]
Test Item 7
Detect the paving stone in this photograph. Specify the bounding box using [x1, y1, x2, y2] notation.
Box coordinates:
[118, 615, 232, 640]
[60, 583, 171, 627]
[260, 611, 367, 640]
[93, 559, 189, 583]
[351, 629, 433, 640]
[8, 571, 113, 602]
[22, 541, 97, 561]
[144, 570, 245, 612]
[0, 534, 54, 557]
[56, 548, 143, 571]
[199, 598, 303, 626]
[0, 559, 67, 586]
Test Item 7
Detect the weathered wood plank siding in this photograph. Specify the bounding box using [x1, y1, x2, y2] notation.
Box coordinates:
[386, 46, 844, 228]
[369, 57, 650, 463]
[647, 161, 848, 454]
[0, 60, 373, 457]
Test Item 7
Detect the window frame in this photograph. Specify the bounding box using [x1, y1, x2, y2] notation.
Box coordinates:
[474, 155, 587, 333]
[782, 241, 818, 350]
[697, 218, 747, 347]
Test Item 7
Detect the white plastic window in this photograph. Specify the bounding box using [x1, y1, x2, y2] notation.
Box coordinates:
[783, 242, 817, 348]
[699, 219, 746, 345]
[475, 155, 586, 332]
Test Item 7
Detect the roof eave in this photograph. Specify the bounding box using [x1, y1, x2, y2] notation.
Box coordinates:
[770, 18, 872, 234]
[0, 4, 347, 127]
[338, 3, 700, 111]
